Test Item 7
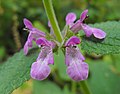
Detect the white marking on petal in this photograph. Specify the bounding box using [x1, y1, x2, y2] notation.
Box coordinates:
[67, 59, 88, 81]
[30, 61, 51, 80]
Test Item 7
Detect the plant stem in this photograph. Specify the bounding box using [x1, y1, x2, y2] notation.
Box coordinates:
[79, 81, 92, 94]
[43, 0, 63, 43]
[71, 81, 76, 94]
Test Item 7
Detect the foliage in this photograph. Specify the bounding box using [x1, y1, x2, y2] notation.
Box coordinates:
[0, 0, 120, 61]
[0, 49, 39, 94]
[1, 0, 120, 94]
[33, 80, 63, 94]
[81, 21, 120, 55]
[88, 61, 120, 94]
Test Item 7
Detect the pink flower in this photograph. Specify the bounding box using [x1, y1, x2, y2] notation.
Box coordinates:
[23, 18, 45, 55]
[65, 36, 89, 81]
[65, 10, 106, 39]
[30, 37, 54, 80]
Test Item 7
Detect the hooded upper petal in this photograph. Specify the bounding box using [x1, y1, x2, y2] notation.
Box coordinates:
[80, 9, 88, 22]
[36, 38, 54, 65]
[65, 36, 85, 66]
[69, 10, 88, 33]
[65, 36, 81, 47]
[70, 20, 82, 33]
[23, 18, 33, 30]
[66, 12, 76, 27]
[36, 37, 51, 47]
[23, 18, 45, 37]
[23, 18, 46, 55]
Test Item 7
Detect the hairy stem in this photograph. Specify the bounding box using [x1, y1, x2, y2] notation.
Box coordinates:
[43, 0, 63, 43]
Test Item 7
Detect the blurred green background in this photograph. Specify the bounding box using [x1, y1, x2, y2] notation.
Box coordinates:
[0, 0, 120, 94]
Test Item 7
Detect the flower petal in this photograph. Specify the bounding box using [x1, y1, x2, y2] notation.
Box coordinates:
[37, 46, 54, 65]
[65, 46, 85, 66]
[32, 28, 46, 37]
[66, 12, 76, 27]
[70, 10, 88, 33]
[36, 38, 51, 46]
[23, 18, 33, 30]
[27, 32, 33, 47]
[92, 28, 106, 39]
[47, 50, 54, 65]
[65, 36, 80, 47]
[48, 21, 51, 27]
[82, 24, 106, 39]
[50, 41, 56, 49]
[70, 20, 82, 33]
[30, 61, 51, 80]
[23, 40, 32, 55]
[82, 24, 93, 37]
[67, 60, 88, 81]
[30, 41, 54, 80]
[80, 9, 88, 22]
[23, 42, 29, 55]
[23, 19, 46, 55]
[23, 32, 33, 55]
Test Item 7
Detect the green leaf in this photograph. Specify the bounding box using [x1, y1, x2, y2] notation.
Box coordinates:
[33, 80, 63, 94]
[63, 85, 71, 94]
[33, 21, 48, 33]
[87, 61, 120, 94]
[107, 54, 120, 73]
[54, 50, 70, 80]
[0, 48, 39, 94]
[81, 21, 120, 55]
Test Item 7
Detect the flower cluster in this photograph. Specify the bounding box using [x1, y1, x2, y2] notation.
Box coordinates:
[23, 9, 106, 81]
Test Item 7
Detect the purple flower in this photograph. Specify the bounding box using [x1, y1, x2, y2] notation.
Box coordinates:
[23, 18, 45, 55]
[65, 10, 106, 39]
[30, 37, 54, 80]
[65, 36, 88, 81]
[65, 13, 76, 27]
[81, 24, 106, 39]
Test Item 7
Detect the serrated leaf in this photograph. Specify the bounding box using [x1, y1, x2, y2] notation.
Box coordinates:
[0, 48, 39, 94]
[81, 21, 120, 55]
